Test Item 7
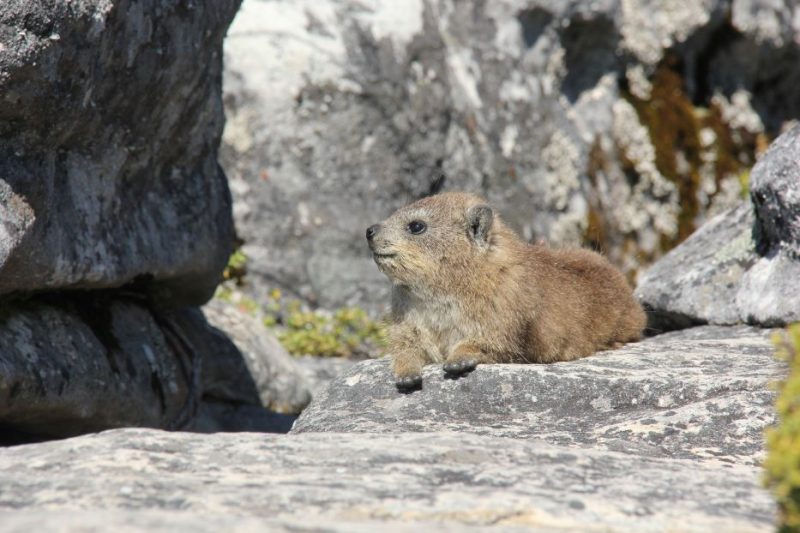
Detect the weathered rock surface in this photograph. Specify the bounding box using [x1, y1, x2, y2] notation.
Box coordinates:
[0, 428, 777, 532]
[221, 0, 800, 311]
[637, 125, 800, 329]
[294, 354, 360, 396]
[193, 299, 312, 415]
[0, 0, 240, 306]
[293, 326, 783, 465]
[0, 295, 309, 440]
[0, 296, 190, 439]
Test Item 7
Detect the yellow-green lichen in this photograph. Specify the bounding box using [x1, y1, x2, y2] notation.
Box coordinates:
[765, 323, 800, 532]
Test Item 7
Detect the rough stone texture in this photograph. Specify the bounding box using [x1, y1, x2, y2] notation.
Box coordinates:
[0, 428, 777, 532]
[0, 294, 309, 439]
[193, 299, 312, 415]
[635, 203, 759, 330]
[637, 125, 800, 329]
[293, 326, 783, 465]
[294, 354, 360, 396]
[750, 124, 800, 258]
[0, 0, 240, 306]
[0, 296, 190, 439]
[221, 0, 800, 312]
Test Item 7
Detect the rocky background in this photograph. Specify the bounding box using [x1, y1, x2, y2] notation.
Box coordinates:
[1, 0, 800, 531]
[221, 0, 800, 313]
[0, 0, 310, 442]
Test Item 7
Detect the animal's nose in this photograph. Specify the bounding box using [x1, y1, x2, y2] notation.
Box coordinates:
[366, 224, 380, 241]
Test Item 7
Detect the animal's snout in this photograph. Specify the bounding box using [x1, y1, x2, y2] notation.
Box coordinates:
[366, 224, 381, 242]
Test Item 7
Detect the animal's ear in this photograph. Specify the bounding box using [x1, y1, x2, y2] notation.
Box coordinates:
[467, 204, 493, 245]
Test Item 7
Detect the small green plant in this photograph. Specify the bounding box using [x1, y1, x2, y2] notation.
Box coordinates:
[738, 169, 750, 200]
[223, 248, 248, 285]
[765, 323, 800, 532]
[215, 247, 386, 358]
[276, 304, 386, 358]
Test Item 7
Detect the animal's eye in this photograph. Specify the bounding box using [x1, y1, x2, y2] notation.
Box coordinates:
[407, 220, 427, 235]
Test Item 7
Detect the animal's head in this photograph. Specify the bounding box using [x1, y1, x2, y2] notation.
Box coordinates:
[366, 192, 499, 291]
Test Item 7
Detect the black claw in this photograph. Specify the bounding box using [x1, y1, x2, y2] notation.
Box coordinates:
[395, 375, 422, 392]
[443, 359, 477, 376]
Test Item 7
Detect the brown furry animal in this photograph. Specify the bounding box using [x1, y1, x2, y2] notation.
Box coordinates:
[366, 192, 646, 389]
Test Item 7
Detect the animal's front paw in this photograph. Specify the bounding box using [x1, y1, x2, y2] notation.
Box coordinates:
[443, 356, 478, 376]
[395, 374, 422, 391]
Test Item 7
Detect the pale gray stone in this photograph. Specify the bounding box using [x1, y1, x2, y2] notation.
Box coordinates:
[637, 125, 800, 329]
[221, 0, 800, 312]
[0, 428, 777, 532]
[293, 326, 784, 466]
[635, 204, 758, 330]
[294, 355, 360, 396]
[198, 299, 312, 415]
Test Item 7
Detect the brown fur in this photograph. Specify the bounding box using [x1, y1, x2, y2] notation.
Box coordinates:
[366, 192, 646, 388]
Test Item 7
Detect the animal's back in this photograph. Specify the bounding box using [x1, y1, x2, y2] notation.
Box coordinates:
[517, 245, 646, 362]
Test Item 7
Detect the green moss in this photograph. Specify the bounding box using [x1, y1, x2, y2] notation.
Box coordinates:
[765, 323, 800, 532]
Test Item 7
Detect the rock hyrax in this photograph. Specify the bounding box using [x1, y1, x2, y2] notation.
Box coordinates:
[366, 192, 646, 389]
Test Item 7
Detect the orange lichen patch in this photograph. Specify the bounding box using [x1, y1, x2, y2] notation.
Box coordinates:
[625, 56, 703, 248]
[623, 55, 770, 252]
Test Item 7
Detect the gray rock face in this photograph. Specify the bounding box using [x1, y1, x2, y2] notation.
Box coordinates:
[196, 299, 312, 415]
[751, 124, 800, 257]
[0, 0, 240, 306]
[635, 203, 759, 330]
[0, 296, 190, 439]
[221, 0, 800, 312]
[0, 295, 311, 439]
[0, 428, 776, 532]
[637, 125, 800, 329]
[293, 326, 783, 465]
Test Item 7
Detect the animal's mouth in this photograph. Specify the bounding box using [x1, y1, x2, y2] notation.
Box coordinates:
[372, 252, 397, 259]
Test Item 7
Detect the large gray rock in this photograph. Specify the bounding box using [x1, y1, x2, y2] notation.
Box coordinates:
[0, 295, 309, 440]
[293, 326, 783, 465]
[0, 0, 240, 306]
[221, 0, 800, 312]
[196, 299, 312, 414]
[0, 428, 776, 532]
[0, 296, 190, 439]
[637, 125, 800, 329]
[164, 299, 311, 433]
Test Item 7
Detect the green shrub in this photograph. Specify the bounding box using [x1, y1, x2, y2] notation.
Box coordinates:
[222, 248, 248, 285]
[276, 304, 386, 358]
[214, 277, 386, 358]
[765, 323, 800, 532]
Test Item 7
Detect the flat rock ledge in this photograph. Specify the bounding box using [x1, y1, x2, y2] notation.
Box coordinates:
[0, 428, 776, 532]
[292, 326, 784, 465]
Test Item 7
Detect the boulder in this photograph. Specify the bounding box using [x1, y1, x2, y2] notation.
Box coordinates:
[220, 0, 800, 312]
[0, 294, 310, 440]
[0, 428, 776, 531]
[194, 299, 312, 415]
[637, 125, 800, 329]
[0, 295, 191, 440]
[0, 0, 240, 306]
[292, 326, 783, 465]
